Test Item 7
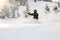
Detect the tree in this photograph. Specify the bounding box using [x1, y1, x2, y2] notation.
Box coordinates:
[43, 0, 52, 2]
[34, 0, 36, 2]
[0, 0, 20, 19]
[58, 1, 60, 7]
[45, 5, 50, 13]
[45, 5, 50, 11]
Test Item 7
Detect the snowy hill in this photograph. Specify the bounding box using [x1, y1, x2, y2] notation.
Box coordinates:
[0, 1, 60, 40]
[0, 1, 59, 24]
[0, 22, 60, 40]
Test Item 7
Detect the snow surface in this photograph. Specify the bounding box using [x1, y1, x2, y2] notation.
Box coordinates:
[0, 1, 60, 40]
[0, 23, 60, 40]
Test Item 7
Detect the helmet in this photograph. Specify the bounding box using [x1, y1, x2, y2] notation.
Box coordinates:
[34, 9, 37, 13]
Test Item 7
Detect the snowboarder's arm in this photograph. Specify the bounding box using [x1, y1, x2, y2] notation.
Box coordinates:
[28, 13, 33, 15]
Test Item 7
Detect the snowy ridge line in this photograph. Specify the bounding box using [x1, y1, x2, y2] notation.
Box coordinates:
[0, 23, 49, 28]
[0, 22, 59, 28]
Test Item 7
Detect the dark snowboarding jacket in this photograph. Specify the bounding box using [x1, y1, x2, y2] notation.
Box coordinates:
[28, 12, 39, 20]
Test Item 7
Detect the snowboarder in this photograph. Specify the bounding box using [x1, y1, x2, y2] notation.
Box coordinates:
[27, 10, 39, 20]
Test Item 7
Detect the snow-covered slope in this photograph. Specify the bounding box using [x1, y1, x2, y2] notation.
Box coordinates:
[0, 1, 59, 24]
[0, 1, 60, 40]
[0, 22, 60, 40]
